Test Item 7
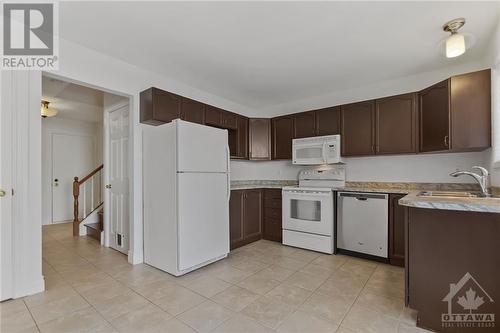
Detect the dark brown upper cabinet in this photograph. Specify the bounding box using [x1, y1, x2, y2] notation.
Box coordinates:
[249, 118, 271, 160]
[236, 116, 249, 159]
[222, 112, 238, 130]
[418, 80, 450, 152]
[140, 88, 181, 125]
[140, 69, 490, 160]
[419, 69, 491, 153]
[180, 97, 205, 125]
[228, 115, 248, 159]
[315, 106, 341, 136]
[450, 69, 491, 151]
[293, 111, 316, 138]
[272, 116, 294, 160]
[341, 100, 376, 156]
[376, 93, 417, 154]
[204, 105, 223, 127]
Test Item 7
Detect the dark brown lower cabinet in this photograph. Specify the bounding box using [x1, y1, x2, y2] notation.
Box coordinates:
[243, 190, 263, 241]
[406, 208, 500, 332]
[263, 189, 282, 242]
[229, 189, 263, 250]
[229, 190, 245, 249]
[389, 194, 406, 267]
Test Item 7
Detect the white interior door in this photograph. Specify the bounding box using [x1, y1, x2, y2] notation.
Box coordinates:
[1, 73, 13, 301]
[52, 133, 95, 223]
[105, 104, 129, 254]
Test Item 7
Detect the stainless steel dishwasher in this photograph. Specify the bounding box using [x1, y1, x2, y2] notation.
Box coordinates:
[337, 192, 389, 258]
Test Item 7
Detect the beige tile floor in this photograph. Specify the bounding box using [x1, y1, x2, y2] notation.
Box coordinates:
[0, 223, 431, 333]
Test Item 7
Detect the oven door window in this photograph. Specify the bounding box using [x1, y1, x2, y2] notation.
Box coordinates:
[290, 199, 321, 222]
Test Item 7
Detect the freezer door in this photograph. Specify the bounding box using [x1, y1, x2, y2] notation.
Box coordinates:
[176, 120, 229, 173]
[177, 172, 230, 271]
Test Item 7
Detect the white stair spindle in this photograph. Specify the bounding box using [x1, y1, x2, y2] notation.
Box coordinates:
[83, 183, 87, 219]
[91, 177, 95, 212]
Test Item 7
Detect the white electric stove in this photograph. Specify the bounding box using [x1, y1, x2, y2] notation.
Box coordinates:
[282, 166, 345, 254]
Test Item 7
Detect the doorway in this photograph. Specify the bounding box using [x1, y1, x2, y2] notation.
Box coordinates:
[41, 74, 130, 254]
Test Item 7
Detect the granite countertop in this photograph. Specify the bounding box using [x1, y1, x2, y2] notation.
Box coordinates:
[230, 180, 500, 213]
[399, 191, 500, 214]
[230, 180, 298, 190]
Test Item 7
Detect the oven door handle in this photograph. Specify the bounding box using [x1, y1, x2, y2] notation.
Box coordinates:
[283, 191, 332, 197]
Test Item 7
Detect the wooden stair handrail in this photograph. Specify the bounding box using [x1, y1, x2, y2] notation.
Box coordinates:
[78, 164, 103, 185]
[73, 164, 104, 236]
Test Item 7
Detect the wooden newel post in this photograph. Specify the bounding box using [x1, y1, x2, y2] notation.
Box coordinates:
[73, 177, 80, 236]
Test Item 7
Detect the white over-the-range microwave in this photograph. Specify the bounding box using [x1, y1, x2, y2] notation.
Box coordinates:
[292, 134, 341, 165]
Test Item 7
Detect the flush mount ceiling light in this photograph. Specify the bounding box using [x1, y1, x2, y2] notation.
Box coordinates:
[442, 18, 469, 58]
[41, 100, 58, 118]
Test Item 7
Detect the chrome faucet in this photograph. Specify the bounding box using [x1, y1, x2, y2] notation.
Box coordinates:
[450, 166, 490, 197]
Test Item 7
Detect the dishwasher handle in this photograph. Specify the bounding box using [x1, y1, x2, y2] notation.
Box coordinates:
[338, 192, 388, 200]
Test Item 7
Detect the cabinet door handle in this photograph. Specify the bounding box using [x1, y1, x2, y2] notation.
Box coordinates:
[444, 135, 449, 147]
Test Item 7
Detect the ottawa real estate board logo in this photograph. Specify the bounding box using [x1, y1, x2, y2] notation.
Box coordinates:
[442, 272, 495, 329]
[1, 2, 58, 69]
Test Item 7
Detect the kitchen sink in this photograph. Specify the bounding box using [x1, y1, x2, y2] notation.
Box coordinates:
[418, 191, 499, 199]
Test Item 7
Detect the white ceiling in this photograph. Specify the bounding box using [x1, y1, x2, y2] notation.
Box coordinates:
[59, 1, 500, 110]
[42, 76, 104, 123]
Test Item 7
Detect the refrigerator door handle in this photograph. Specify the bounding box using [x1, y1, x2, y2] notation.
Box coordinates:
[226, 145, 230, 173]
[226, 145, 231, 202]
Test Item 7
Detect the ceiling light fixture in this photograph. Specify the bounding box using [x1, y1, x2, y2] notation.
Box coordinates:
[41, 100, 58, 118]
[443, 18, 466, 58]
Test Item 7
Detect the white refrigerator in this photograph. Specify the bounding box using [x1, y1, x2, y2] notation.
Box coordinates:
[143, 119, 230, 276]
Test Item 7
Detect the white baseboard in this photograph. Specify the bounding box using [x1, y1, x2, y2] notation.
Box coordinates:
[13, 275, 45, 299]
[128, 250, 143, 265]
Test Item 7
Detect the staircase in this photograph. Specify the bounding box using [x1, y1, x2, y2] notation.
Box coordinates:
[72, 164, 104, 241]
[85, 211, 104, 241]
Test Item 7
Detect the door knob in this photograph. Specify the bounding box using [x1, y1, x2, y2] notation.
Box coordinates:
[105, 184, 112, 189]
[0, 189, 6, 197]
